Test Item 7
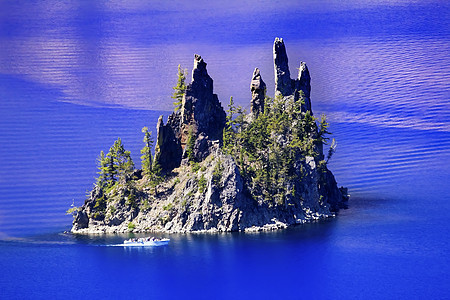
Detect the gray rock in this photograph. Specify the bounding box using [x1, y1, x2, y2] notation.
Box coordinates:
[273, 37, 293, 97]
[273, 38, 313, 113]
[154, 54, 226, 173]
[250, 68, 266, 117]
[73, 210, 89, 230]
[295, 62, 312, 112]
[181, 54, 226, 142]
[192, 132, 212, 162]
[154, 115, 183, 173]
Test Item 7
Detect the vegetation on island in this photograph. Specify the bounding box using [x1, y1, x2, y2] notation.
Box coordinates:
[69, 65, 336, 215]
[223, 93, 335, 206]
[70, 54, 345, 233]
[171, 64, 187, 111]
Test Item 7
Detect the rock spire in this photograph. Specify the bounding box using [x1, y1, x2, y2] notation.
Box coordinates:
[273, 37, 312, 113]
[273, 37, 293, 97]
[181, 54, 226, 142]
[154, 54, 226, 173]
[250, 68, 266, 117]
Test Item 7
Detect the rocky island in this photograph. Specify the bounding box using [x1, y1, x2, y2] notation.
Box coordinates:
[70, 38, 348, 234]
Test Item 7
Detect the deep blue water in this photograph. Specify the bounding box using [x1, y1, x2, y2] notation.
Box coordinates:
[1, 0, 450, 299]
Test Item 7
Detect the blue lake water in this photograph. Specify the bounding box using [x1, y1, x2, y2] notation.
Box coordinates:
[1, 0, 449, 298]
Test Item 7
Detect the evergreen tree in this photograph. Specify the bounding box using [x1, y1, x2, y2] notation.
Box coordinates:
[140, 127, 153, 175]
[185, 127, 196, 162]
[326, 138, 337, 163]
[221, 93, 334, 205]
[223, 97, 236, 154]
[95, 138, 134, 187]
[172, 64, 187, 111]
[96, 150, 108, 187]
[105, 148, 117, 185]
[317, 114, 331, 144]
[111, 138, 134, 175]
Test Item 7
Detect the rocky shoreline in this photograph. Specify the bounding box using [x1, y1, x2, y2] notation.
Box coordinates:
[71, 38, 348, 234]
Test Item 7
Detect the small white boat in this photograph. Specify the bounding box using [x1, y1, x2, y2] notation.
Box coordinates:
[122, 237, 170, 247]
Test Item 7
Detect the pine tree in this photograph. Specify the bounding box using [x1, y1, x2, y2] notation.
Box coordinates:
[185, 127, 196, 162]
[172, 64, 187, 111]
[220, 92, 336, 205]
[223, 97, 236, 154]
[317, 114, 331, 144]
[96, 150, 108, 187]
[140, 127, 153, 175]
[96, 138, 134, 187]
[105, 147, 117, 185]
[111, 138, 134, 175]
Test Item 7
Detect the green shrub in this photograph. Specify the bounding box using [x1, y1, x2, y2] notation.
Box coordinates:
[92, 212, 103, 220]
[212, 159, 223, 185]
[94, 194, 107, 211]
[126, 192, 137, 208]
[191, 162, 200, 173]
[163, 203, 173, 211]
[198, 174, 207, 193]
[186, 127, 196, 161]
[65, 206, 79, 216]
[142, 199, 150, 211]
[128, 222, 135, 230]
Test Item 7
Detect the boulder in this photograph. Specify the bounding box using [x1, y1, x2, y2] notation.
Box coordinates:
[73, 210, 89, 230]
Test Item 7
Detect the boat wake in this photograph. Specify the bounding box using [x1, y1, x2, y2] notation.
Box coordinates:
[107, 238, 170, 247]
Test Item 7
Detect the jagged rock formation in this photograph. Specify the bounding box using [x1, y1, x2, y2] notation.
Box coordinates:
[273, 37, 293, 97]
[71, 38, 348, 234]
[154, 115, 183, 172]
[273, 37, 312, 113]
[250, 68, 266, 117]
[154, 54, 226, 173]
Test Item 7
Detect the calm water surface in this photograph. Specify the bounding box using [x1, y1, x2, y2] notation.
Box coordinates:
[0, 0, 449, 299]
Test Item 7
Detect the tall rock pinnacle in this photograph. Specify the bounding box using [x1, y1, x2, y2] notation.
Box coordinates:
[296, 61, 312, 112]
[154, 54, 226, 173]
[273, 37, 293, 97]
[250, 68, 266, 117]
[181, 54, 226, 142]
[273, 37, 313, 113]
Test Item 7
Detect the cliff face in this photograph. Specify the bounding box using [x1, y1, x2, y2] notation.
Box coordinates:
[71, 38, 348, 234]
